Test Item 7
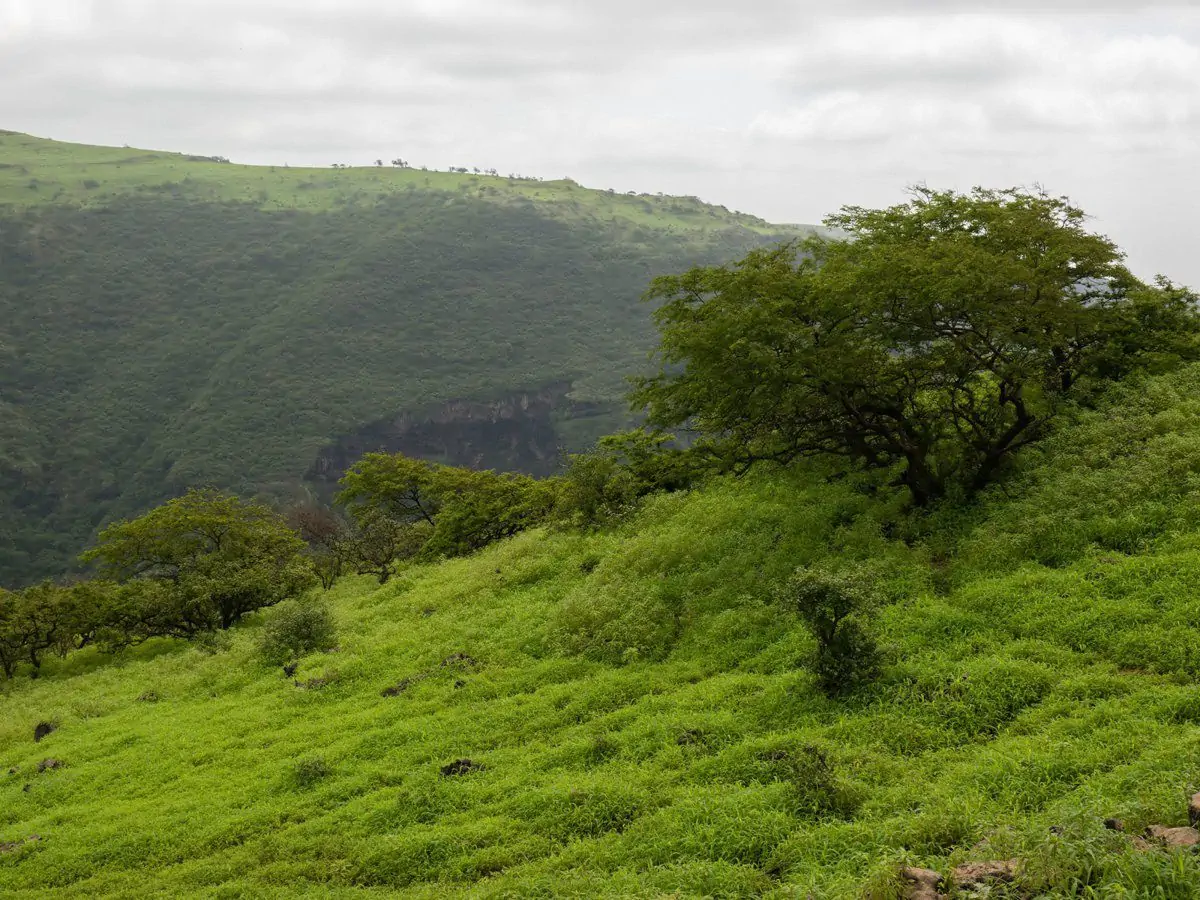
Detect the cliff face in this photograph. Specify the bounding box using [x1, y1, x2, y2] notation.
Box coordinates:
[306, 383, 611, 483]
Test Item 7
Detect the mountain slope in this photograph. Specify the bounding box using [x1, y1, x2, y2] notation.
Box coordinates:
[5, 365, 1200, 897]
[0, 131, 809, 585]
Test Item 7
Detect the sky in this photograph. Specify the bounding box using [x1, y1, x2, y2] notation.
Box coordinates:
[2, 0, 1198, 286]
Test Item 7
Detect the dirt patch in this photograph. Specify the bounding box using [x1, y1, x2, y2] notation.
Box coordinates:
[1145, 825, 1200, 849]
[951, 859, 1022, 889]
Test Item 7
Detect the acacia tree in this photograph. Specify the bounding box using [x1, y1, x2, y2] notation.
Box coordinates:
[81, 488, 313, 634]
[632, 187, 1198, 505]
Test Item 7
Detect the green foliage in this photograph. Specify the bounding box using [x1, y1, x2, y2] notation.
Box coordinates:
[777, 562, 882, 696]
[11, 367, 1200, 894]
[80, 488, 313, 634]
[257, 597, 338, 666]
[554, 429, 702, 527]
[337, 452, 560, 568]
[634, 187, 1199, 505]
[0, 133, 802, 586]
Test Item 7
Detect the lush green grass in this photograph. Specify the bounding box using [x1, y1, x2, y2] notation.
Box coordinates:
[0, 131, 809, 585]
[0, 131, 797, 233]
[7, 367, 1200, 897]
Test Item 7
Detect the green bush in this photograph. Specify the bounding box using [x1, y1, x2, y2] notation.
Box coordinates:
[290, 755, 332, 789]
[777, 562, 882, 696]
[554, 429, 701, 528]
[258, 597, 338, 666]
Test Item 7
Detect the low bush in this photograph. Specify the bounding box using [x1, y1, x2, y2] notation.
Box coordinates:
[258, 597, 338, 666]
[777, 562, 882, 696]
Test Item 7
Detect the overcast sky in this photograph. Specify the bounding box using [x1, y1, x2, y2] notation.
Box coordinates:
[3, 1, 1198, 285]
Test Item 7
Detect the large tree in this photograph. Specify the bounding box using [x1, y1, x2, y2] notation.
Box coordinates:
[81, 489, 313, 633]
[632, 187, 1198, 505]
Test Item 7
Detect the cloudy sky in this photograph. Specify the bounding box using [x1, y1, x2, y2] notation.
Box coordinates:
[3, 0, 1198, 285]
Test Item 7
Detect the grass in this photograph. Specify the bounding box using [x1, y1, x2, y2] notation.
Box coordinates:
[7, 367, 1200, 896]
[0, 130, 805, 235]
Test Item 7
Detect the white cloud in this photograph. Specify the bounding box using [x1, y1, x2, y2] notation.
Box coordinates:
[1, 1, 1199, 284]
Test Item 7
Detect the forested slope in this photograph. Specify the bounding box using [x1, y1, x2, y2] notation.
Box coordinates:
[0, 132, 805, 584]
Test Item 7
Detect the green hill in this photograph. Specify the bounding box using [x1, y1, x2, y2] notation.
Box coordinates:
[0, 131, 808, 586]
[6, 364, 1200, 897]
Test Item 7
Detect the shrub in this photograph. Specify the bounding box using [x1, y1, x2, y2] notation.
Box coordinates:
[554, 429, 701, 528]
[291, 755, 332, 788]
[258, 597, 338, 665]
[777, 562, 882, 696]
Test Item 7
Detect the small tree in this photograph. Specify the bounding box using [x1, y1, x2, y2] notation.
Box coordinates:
[290, 503, 352, 590]
[777, 563, 881, 696]
[338, 453, 439, 525]
[81, 489, 314, 636]
[347, 509, 429, 584]
[555, 429, 700, 528]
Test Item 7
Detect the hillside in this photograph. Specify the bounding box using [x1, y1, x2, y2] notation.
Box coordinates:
[0, 131, 808, 585]
[6, 364, 1200, 898]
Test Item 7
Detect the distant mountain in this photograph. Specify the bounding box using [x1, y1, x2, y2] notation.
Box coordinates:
[0, 131, 811, 584]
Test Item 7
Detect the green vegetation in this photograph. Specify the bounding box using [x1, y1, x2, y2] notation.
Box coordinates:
[0, 131, 806, 585]
[635, 187, 1198, 505]
[8, 367, 1200, 895]
[4, 184, 1200, 896]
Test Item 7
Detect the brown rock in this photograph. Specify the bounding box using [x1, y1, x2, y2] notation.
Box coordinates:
[1145, 825, 1200, 848]
[951, 859, 1022, 888]
[1104, 818, 1124, 832]
[440, 758, 483, 778]
[36, 758, 63, 773]
[1131, 835, 1154, 852]
[900, 866, 944, 900]
[1190, 793, 1200, 828]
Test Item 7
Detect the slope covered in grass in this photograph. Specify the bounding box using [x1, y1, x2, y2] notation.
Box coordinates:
[6, 367, 1200, 897]
[0, 131, 809, 585]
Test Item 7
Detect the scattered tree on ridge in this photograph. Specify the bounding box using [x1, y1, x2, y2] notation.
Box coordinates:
[632, 187, 1199, 505]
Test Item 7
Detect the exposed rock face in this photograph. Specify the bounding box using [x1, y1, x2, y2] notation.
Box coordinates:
[306, 382, 612, 482]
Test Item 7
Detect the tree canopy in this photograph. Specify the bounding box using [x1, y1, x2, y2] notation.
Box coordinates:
[632, 187, 1199, 505]
[81, 489, 313, 632]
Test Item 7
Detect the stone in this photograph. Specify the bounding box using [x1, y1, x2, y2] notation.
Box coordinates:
[900, 866, 944, 900]
[36, 758, 63, 773]
[440, 758, 483, 778]
[951, 859, 1022, 888]
[1104, 818, 1124, 832]
[1145, 825, 1200, 848]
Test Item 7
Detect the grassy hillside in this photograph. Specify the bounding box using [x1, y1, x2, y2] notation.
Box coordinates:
[0, 131, 808, 585]
[6, 365, 1200, 897]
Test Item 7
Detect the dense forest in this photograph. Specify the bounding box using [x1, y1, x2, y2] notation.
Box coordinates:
[0, 132, 804, 585]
